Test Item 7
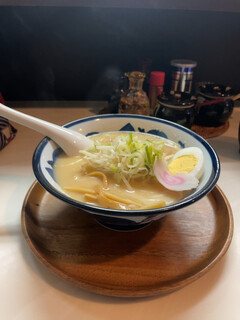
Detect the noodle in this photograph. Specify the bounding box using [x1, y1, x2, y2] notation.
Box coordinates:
[88, 171, 108, 188]
[84, 193, 98, 202]
[54, 132, 185, 210]
[64, 187, 96, 195]
[102, 191, 142, 207]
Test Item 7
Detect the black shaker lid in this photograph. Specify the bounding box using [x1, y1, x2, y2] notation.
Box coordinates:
[158, 92, 196, 108]
[197, 82, 238, 98]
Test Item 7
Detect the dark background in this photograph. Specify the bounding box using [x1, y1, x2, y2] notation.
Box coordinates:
[0, 6, 239, 101]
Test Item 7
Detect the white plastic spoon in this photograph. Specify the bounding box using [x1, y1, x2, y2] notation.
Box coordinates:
[0, 102, 94, 156]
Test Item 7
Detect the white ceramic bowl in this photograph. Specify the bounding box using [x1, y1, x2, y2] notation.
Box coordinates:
[32, 114, 220, 231]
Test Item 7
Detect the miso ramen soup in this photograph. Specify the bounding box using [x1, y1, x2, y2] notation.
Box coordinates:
[54, 132, 189, 210]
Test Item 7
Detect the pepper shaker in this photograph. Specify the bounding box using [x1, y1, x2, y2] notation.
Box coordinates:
[170, 59, 197, 94]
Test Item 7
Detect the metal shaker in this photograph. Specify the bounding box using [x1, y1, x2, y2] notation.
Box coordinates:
[170, 59, 197, 94]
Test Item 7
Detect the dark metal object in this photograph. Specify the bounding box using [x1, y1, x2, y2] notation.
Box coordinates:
[170, 60, 197, 94]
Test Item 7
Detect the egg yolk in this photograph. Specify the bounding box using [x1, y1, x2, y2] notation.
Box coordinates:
[168, 155, 198, 175]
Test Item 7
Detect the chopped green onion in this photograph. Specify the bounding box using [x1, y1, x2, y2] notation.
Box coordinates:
[128, 132, 133, 146]
[145, 145, 151, 164]
[80, 133, 164, 182]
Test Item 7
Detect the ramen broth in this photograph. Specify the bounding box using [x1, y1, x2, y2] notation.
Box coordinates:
[54, 132, 187, 210]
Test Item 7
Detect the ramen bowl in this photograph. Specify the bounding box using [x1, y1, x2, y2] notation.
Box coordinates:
[32, 114, 220, 231]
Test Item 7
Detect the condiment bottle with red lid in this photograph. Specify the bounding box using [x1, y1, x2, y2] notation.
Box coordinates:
[149, 71, 165, 115]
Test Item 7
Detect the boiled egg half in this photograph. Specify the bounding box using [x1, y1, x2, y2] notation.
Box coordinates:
[153, 147, 204, 191]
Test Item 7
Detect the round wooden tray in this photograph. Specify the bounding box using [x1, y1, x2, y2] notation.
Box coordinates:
[21, 181, 233, 298]
[191, 121, 229, 139]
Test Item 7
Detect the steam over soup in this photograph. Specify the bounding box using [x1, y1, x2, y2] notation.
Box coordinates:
[54, 132, 196, 210]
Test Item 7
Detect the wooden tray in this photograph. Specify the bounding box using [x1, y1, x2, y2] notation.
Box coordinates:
[191, 121, 229, 139]
[21, 181, 233, 298]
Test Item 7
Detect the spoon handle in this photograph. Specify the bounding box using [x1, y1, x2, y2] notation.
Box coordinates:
[0, 102, 63, 136]
[0, 102, 93, 155]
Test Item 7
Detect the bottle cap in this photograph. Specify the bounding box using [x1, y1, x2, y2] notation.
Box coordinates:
[170, 59, 197, 69]
[150, 71, 165, 86]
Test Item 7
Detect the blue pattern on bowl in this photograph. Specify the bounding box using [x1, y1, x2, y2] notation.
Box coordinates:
[45, 147, 63, 182]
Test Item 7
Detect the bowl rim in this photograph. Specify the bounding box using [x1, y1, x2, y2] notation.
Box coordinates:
[32, 114, 220, 216]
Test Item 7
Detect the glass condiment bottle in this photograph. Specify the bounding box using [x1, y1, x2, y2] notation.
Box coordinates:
[118, 71, 150, 115]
